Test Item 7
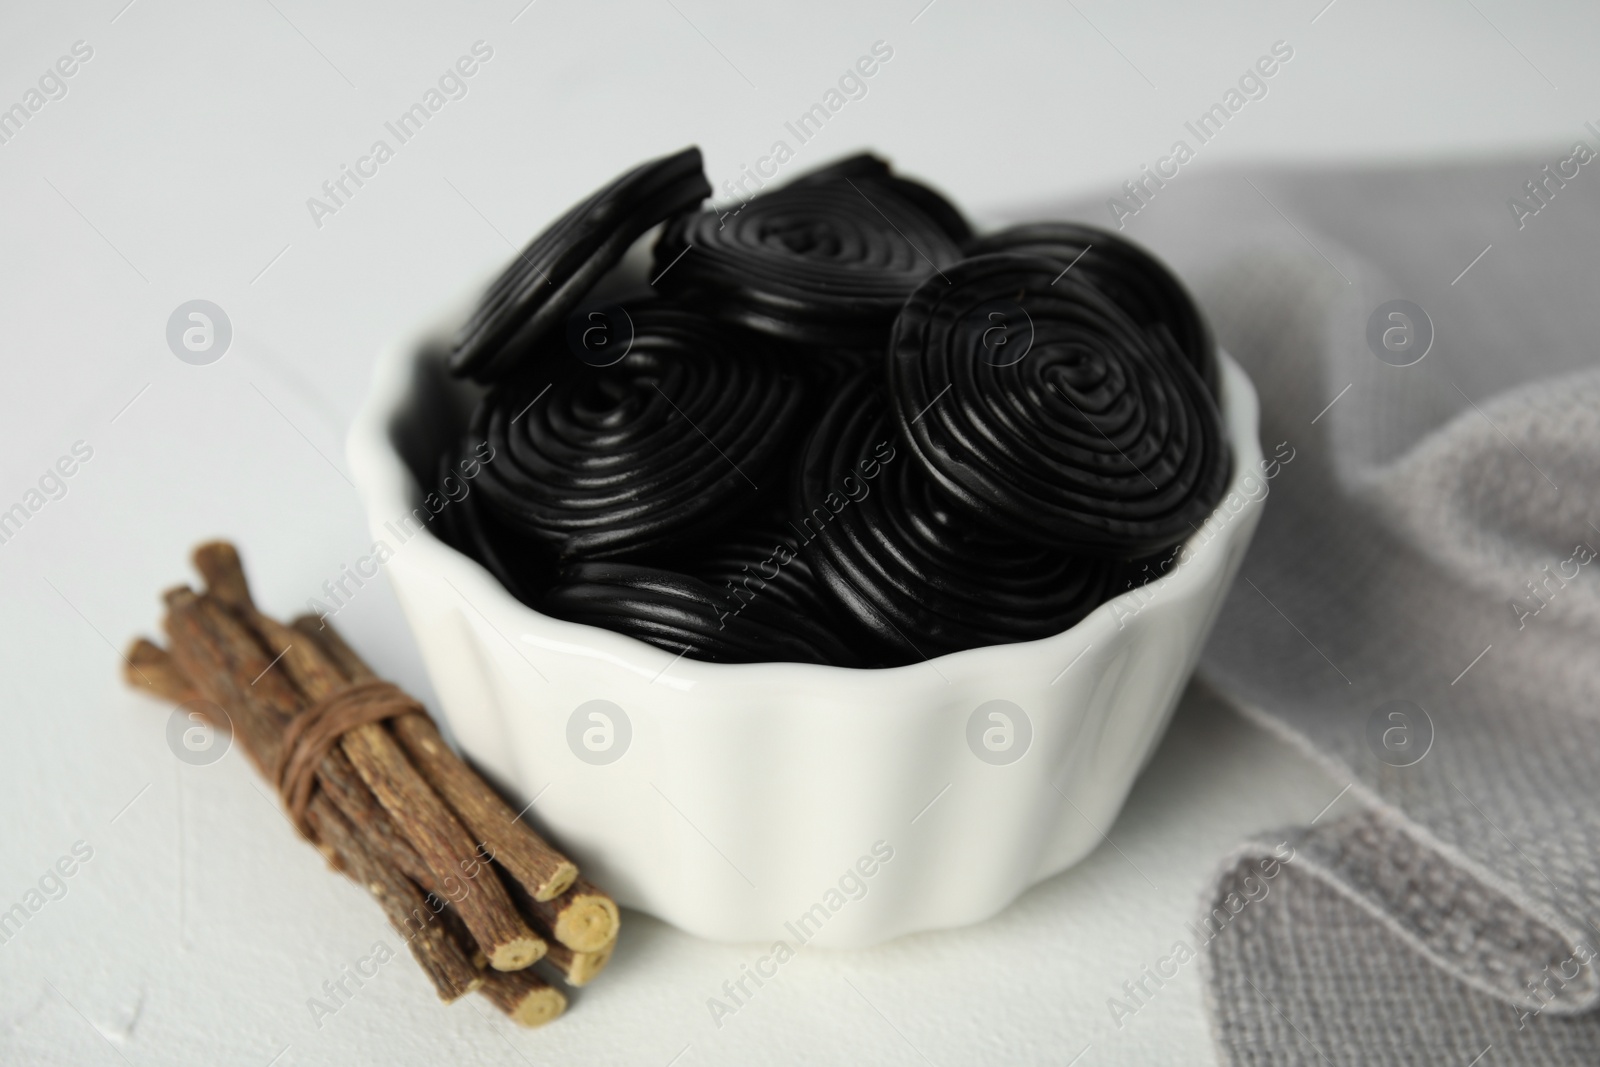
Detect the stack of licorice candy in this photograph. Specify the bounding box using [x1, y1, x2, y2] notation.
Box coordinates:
[437, 147, 1231, 667]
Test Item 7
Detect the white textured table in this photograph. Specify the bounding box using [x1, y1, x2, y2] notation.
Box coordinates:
[1, 1, 1589, 1063]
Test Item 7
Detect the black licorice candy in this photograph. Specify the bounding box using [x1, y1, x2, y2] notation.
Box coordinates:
[786, 152, 973, 245]
[684, 507, 859, 648]
[793, 376, 1124, 664]
[468, 304, 804, 560]
[964, 222, 1218, 394]
[449, 147, 711, 384]
[651, 164, 963, 347]
[438, 148, 1230, 666]
[542, 561, 858, 666]
[886, 253, 1230, 556]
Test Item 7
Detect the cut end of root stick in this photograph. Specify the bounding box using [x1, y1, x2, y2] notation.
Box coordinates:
[553, 894, 622, 953]
[555, 939, 615, 987]
[488, 934, 548, 972]
[478, 969, 568, 1028]
[537, 861, 580, 903]
[507, 984, 567, 1027]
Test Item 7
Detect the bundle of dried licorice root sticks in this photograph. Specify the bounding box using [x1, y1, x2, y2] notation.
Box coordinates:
[123, 541, 618, 1027]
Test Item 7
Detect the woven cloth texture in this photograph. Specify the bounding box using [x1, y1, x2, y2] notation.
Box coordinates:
[1062, 157, 1600, 1064]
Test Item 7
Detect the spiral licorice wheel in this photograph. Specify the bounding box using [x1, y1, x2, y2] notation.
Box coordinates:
[965, 222, 1217, 394]
[788, 153, 972, 245]
[449, 147, 710, 383]
[470, 305, 803, 560]
[432, 446, 553, 607]
[653, 178, 962, 347]
[685, 508, 863, 652]
[794, 378, 1122, 663]
[888, 254, 1230, 557]
[542, 562, 855, 665]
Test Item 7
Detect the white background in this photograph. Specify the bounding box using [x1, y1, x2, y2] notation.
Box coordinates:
[0, 1, 1591, 1063]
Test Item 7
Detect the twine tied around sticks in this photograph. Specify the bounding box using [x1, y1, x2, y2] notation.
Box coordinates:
[275, 680, 423, 835]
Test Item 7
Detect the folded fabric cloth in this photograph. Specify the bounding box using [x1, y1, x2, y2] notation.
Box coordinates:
[1064, 158, 1600, 1064]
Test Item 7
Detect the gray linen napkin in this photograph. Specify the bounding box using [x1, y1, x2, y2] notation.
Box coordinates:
[1048, 156, 1600, 1064]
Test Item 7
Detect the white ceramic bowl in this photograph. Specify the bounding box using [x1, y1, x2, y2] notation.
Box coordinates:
[348, 293, 1264, 948]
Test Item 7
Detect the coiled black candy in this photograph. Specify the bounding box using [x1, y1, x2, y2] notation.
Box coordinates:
[787, 152, 972, 245]
[469, 305, 804, 560]
[887, 254, 1230, 557]
[794, 377, 1125, 664]
[964, 222, 1217, 394]
[431, 445, 554, 606]
[450, 147, 711, 383]
[433, 147, 1232, 669]
[652, 171, 963, 347]
[542, 561, 856, 665]
[683, 507, 867, 654]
